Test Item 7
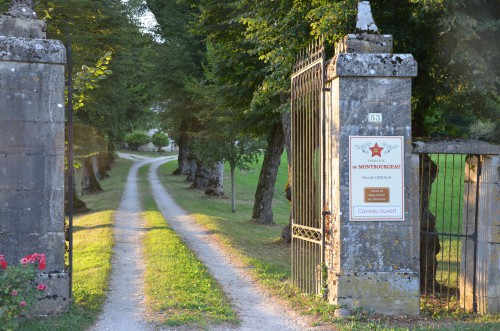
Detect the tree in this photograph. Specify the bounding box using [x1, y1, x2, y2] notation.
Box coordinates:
[194, 1, 286, 221]
[151, 131, 170, 152]
[36, 0, 158, 143]
[124, 130, 150, 151]
[145, 0, 206, 176]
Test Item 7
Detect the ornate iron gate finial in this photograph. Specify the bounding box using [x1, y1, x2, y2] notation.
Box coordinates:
[6, 0, 36, 19]
[356, 1, 378, 32]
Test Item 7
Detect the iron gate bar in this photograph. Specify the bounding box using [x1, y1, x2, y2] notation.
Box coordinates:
[66, 23, 74, 300]
[291, 39, 325, 295]
[472, 155, 480, 313]
[418, 152, 480, 313]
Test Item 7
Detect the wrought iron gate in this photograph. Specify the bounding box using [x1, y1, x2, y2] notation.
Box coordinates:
[290, 41, 326, 295]
[418, 152, 481, 312]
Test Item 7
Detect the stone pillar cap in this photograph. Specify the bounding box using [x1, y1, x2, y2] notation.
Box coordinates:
[0, 0, 45, 38]
[335, 1, 392, 54]
[6, 0, 37, 19]
[356, 1, 378, 33]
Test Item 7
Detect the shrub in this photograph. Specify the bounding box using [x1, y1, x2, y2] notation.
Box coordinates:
[151, 132, 170, 152]
[0, 253, 48, 331]
[468, 119, 496, 141]
[124, 131, 150, 151]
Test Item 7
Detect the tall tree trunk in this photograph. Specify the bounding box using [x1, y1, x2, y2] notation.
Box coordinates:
[81, 157, 103, 195]
[97, 153, 110, 180]
[281, 110, 293, 243]
[252, 121, 285, 224]
[420, 154, 441, 292]
[205, 161, 224, 196]
[191, 159, 210, 189]
[64, 167, 88, 214]
[186, 153, 197, 182]
[173, 129, 190, 175]
[107, 142, 115, 168]
[230, 162, 236, 213]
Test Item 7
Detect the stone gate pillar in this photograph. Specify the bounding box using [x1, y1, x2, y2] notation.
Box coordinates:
[461, 153, 500, 314]
[0, 0, 69, 313]
[324, 1, 419, 315]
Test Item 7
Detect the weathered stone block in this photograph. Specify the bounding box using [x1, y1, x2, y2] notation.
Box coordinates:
[477, 225, 500, 243]
[0, 189, 64, 233]
[0, 120, 65, 150]
[0, 15, 45, 39]
[412, 140, 500, 155]
[335, 296, 420, 316]
[327, 53, 417, 79]
[0, 36, 65, 63]
[336, 33, 393, 54]
[31, 272, 70, 315]
[0, 232, 65, 272]
[484, 297, 500, 314]
[0, 154, 64, 190]
[0, 63, 66, 123]
[339, 224, 419, 271]
[328, 271, 420, 315]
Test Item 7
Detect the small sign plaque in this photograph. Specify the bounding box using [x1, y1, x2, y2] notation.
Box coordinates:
[364, 187, 390, 203]
[368, 113, 382, 123]
[349, 136, 404, 221]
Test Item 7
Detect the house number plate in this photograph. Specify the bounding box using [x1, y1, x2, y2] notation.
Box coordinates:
[368, 113, 382, 123]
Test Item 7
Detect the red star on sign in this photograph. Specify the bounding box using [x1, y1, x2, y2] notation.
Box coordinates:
[369, 143, 384, 157]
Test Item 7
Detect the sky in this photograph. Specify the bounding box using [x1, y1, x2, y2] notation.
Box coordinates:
[121, 0, 160, 37]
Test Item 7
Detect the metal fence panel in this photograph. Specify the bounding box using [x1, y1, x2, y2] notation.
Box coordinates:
[291, 41, 325, 295]
[418, 153, 480, 312]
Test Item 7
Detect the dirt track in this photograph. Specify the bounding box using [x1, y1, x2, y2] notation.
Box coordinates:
[91, 154, 321, 331]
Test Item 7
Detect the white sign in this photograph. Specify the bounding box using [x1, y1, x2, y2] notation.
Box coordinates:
[368, 113, 382, 123]
[349, 136, 404, 221]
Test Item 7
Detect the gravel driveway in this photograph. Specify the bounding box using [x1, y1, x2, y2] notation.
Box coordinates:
[90, 154, 323, 331]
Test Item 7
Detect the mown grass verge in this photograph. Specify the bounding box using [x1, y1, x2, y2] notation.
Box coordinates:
[18, 158, 133, 331]
[137, 164, 238, 328]
[157, 157, 500, 331]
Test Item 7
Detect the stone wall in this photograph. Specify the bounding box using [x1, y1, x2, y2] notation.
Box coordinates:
[0, 4, 69, 314]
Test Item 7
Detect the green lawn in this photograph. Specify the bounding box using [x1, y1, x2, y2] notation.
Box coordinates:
[429, 154, 467, 234]
[427, 155, 470, 297]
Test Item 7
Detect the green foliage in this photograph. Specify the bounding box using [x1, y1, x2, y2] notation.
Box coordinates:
[0, 254, 47, 331]
[124, 130, 150, 151]
[73, 123, 108, 167]
[72, 51, 113, 111]
[151, 131, 170, 151]
[145, 0, 206, 144]
[35, 0, 158, 144]
[374, 0, 500, 140]
[468, 119, 497, 141]
[0, 0, 10, 13]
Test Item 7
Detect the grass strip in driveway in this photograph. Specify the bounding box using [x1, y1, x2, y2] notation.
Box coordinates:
[138, 164, 238, 328]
